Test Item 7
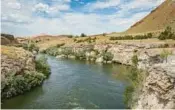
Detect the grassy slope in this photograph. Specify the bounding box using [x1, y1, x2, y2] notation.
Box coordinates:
[125, 0, 175, 34]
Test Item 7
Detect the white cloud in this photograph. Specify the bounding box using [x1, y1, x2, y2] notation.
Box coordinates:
[120, 0, 164, 10]
[86, 0, 121, 10]
[2, 11, 150, 36]
[1, 0, 165, 36]
[33, 3, 70, 12]
[7, 2, 21, 9]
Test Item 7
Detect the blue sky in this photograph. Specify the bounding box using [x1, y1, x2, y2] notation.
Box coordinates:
[1, 0, 164, 36]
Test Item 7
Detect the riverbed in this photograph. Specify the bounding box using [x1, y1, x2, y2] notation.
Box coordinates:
[2, 55, 131, 109]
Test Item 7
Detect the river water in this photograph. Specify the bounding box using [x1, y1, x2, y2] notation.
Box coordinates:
[2, 55, 131, 109]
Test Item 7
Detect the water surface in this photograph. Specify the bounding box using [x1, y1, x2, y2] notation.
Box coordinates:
[2, 55, 131, 109]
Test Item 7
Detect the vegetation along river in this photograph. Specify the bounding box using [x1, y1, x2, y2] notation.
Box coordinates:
[2, 55, 131, 109]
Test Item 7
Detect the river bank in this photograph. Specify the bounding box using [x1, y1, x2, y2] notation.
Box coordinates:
[43, 42, 175, 109]
[1, 46, 50, 99]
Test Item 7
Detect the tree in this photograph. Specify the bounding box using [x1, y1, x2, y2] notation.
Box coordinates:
[80, 33, 86, 37]
[103, 33, 106, 36]
[158, 26, 174, 40]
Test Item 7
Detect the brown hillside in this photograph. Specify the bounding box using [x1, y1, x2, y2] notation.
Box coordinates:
[126, 0, 175, 34]
[1, 33, 18, 45]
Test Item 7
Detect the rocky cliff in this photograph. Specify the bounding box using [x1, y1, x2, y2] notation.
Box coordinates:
[44, 42, 175, 109]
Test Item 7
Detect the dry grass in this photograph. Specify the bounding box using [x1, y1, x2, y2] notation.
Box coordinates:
[125, 0, 175, 34]
[1, 45, 30, 59]
[34, 34, 175, 50]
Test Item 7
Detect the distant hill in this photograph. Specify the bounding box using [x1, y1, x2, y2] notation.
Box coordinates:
[1, 33, 18, 45]
[126, 0, 175, 34]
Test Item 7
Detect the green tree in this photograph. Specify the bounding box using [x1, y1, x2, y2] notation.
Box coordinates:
[158, 26, 174, 40]
[80, 33, 86, 37]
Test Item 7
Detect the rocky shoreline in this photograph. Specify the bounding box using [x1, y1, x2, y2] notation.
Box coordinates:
[44, 42, 175, 109]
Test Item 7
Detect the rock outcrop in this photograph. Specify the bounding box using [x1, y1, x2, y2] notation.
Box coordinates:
[135, 62, 175, 109]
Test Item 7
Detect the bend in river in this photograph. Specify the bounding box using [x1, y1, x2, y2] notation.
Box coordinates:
[2, 55, 131, 109]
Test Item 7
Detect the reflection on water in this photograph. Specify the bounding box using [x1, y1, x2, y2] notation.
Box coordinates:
[2, 55, 131, 109]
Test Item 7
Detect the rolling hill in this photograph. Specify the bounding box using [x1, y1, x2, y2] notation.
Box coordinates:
[125, 0, 175, 34]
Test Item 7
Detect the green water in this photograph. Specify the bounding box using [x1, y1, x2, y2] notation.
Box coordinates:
[2, 55, 131, 109]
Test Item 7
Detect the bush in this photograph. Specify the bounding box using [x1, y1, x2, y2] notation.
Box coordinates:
[73, 38, 77, 42]
[109, 33, 153, 40]
[56, 43, 65, 48]
[131, 55, 139, 67]
[62, 47, 73, 57]
[158, 26, 175, 40]
[80, 33, 87, 37]
[22, 42, 39, 52]
[35, 56, 51, 77]
[103, 33, 106, 36]
[124, 54, 144, 107]
[1, 33, 15, 41]
[124, 85, 134, 107]
[2, 71, 45, 99]
[45, 46, 59, 56]
[160, 49, 173, 63]
[102, 52, 114, 61]
[68, 35, 73, 38]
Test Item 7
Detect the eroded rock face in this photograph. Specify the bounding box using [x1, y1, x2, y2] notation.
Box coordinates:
[135, 63, 175, 109]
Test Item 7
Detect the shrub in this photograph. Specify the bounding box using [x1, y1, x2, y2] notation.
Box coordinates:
[1, 33, 15, 41]
[158, 26, 175, 40]
[56, 43, 65, 48]
[35, 56, 51, 77]
[124, 85, 134, 107]
[68, 35, 73, 38]
[102, 52, 114, 61]
[60, 47, 74, 57]
[80, 33, 87, 37]
[124, 54, 144, 107]
[131, 55, 139, 67]
[73, 38, 77, 42]
[109, 33, 153, 40]
[160, 49, 173, 63]
[45, 46, 59, 56]
[2, 71, 45, 99]
[22, 42, 39, 52]
[103, 33, 106, 36]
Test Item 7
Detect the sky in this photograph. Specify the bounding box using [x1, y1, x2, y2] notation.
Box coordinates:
[1, 0, 165, 36]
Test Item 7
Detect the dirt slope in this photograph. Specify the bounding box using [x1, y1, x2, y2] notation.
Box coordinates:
[126, 0, 175, 34]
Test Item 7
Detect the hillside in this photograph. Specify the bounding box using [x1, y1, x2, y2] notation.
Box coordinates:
[125, 0, 175, 34]
[1, 33, 18, 45]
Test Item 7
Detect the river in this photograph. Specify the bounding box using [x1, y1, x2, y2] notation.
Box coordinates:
[2, 55, 131, 109]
